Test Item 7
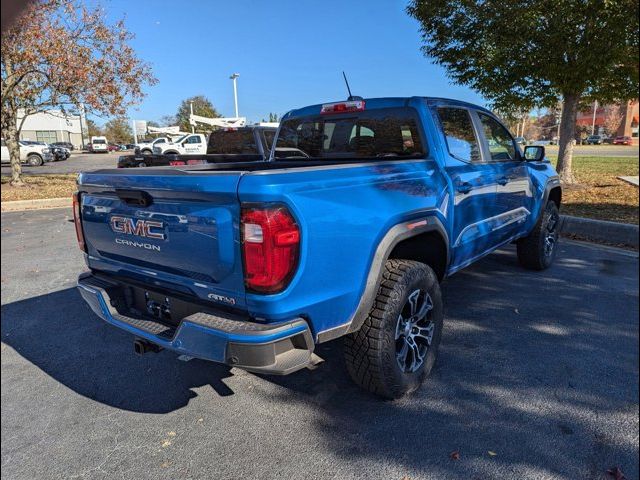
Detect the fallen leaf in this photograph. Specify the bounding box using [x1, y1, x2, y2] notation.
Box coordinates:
[161, 462, 170, 468]
[606, 466, 626, 480]
[161, 440, 171, 448]
[197, 418, 204, 423]
[449, 450, 460, 461]
[167, 431, 176, 437]
[488, 451, 497, 456]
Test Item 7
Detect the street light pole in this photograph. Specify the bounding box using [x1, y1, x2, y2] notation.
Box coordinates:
[229, 73, 240, 118]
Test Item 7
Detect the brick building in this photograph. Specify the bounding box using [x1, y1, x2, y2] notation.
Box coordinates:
[576, 100, 639, 142]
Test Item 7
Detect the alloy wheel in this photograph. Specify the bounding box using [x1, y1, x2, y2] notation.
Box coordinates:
[395, 289, 434, 373]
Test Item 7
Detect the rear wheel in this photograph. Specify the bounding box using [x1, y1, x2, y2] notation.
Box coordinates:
[27, 154, 43, 166]
[141, 149, 151, 155]
[517, 201, 560, 270]
[344, 259, 444, 399]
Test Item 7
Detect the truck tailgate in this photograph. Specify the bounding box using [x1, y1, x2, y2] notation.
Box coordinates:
[77, 171, 246, 308]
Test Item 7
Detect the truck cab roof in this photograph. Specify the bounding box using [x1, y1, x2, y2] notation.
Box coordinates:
[282, 96, 494, 120]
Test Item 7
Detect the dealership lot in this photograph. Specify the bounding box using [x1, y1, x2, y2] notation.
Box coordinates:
[1, 153, 118, 176]
[1, 145, 639, 178]
[1, 208, 638, 480]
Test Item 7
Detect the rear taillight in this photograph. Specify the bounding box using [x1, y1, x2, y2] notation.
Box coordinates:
[72, 192, 87, 253]
[241, 205, 300, 293]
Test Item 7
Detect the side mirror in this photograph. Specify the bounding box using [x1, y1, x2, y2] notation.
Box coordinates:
[523, 145, 545, 161]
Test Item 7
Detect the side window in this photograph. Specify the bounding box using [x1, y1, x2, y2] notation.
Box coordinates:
[478, 113, 516, 161]
[185, 135, 201, 144]
[437, 107, 481, 162]
[155, 138, 166, 144]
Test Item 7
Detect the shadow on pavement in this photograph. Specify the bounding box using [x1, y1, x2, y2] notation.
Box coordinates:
[1, 288, 236, 413]
[1, 244, 638, 478]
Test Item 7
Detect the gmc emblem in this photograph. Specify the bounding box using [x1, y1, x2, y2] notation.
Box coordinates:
[110, 215, 166, 240]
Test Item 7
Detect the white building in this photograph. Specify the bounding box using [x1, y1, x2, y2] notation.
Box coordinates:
[18, 109, 86, 148]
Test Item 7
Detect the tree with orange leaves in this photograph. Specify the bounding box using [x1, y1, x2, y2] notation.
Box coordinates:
[1, 0, 156, 185]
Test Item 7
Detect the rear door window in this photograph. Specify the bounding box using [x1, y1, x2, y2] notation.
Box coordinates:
[437, 107, 482, 163]
[478, 113, 516, 161]
[274, 107, 426, 160]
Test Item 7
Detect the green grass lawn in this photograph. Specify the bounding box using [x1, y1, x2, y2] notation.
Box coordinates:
[547, 156, 639, 224]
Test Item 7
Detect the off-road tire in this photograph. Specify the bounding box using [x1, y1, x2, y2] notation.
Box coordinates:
[344, 259, 444, 399]
[27, 154, 43, 166]
[516, 201, 560, 270]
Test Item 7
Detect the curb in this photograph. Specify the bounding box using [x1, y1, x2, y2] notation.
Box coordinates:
[560, 215, 639, 248]
[1, 197, 71, 212]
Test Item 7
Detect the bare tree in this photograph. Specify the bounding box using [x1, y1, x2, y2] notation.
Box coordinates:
[1, 0, 156, 185]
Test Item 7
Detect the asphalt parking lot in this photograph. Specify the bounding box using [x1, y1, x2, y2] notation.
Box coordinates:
[0, 145, 638, 178]
[1, 208, 638, 480]
[0, 152, 119, 176]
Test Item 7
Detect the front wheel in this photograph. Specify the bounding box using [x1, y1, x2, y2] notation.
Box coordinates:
[27, 154, 43, 166]
[517, 201, 560, 270]
[344, 259, 444, 399]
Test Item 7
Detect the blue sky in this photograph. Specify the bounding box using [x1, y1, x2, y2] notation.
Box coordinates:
[100, 0, 486, 125]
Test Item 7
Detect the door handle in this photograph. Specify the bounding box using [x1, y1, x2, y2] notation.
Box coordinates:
[456, 182, 473, 194]
[497, 176, 509, 186]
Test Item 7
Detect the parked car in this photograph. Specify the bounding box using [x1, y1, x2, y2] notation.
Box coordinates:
[119, 126, 277, 168]
[51, 141, 74, 151]
[586, 134, 604, 145]
[514, 136, 527, 147]
[24, 141, 70, 161]
[50, 145, 70, 161]
[90, 136, 108, 153]
[1, 139, 54, 166]
[74, 96, 562, 399]
[108, 144, 121, 152]
[613, 136, 633, 145]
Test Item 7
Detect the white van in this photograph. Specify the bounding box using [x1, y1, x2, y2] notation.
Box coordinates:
[90, 136, 108, 153]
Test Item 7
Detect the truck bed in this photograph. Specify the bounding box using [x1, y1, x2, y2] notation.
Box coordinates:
[112, 158, 389, 173]
[117, 153, 264, 168]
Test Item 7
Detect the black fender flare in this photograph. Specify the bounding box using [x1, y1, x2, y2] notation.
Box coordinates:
[543, 176, 562, 206]
[316, 215, 449, 343]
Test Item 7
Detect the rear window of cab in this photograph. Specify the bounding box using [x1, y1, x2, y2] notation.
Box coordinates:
[274, 107, 426, 160]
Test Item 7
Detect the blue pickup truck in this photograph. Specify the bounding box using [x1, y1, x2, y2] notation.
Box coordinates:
[74, 97, 561, 398]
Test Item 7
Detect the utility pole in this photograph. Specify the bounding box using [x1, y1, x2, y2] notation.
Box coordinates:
[78, 104, 86, 149]
[591, 100, 598, 135]
[190, 101, 195, 133]
[556, 101, 563, 141]
[230, 73, 240, 118]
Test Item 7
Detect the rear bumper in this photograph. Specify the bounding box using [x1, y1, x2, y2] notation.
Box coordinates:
[77, 273, 316, 375]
